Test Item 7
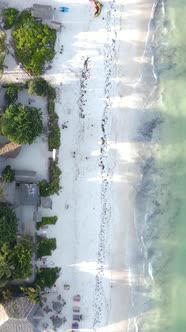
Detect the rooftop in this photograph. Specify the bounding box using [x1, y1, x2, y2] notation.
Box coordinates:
[16, 183, 39, 206]
[0, 297, 43, 332]
[0, 141, 21, 159]
[32, 4, 53, 20]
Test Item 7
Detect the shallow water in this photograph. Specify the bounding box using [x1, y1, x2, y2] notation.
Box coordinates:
[132, 0, 186, 331]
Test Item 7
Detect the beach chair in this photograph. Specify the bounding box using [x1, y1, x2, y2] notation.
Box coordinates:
[72, 322, 79, 330]
[64, 284, 70, 290]
[73, 294, 81, 302]
[59, 6, 69, 12]
[73, 314, 83, 321]
[73, 306, 80, 313]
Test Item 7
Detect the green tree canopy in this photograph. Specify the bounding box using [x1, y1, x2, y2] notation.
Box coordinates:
[5, 84, 19, 103]
[28, 77, 49, 96]
[3, 8, 19, 29]
[0, 239, 33, 281]
[0, 243, 15, 281]
[2, 165, 15, 183]
[0, 203, 17, 249]
[11, 239, 33, 279]
[35, 267, 60, 290]
[1, 104, 43, 144]
[12, 10, 56, 75]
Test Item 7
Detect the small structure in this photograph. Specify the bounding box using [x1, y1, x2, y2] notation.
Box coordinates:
[32, 4, 53, 20]
[0, 140, 21, 159]
[15, 170, 37, 183]
[0, 297, 44, 332]
[41, 196, 52, 209]
[48, 21, 62, 31]
[18, 183, 39, 206]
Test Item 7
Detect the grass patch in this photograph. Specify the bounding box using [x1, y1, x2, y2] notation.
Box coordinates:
[37, 236, 56, 258]
[36, 216, 58, 230]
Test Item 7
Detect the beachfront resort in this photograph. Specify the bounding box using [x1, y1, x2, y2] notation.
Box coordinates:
[0, 1, 116, 331]
[0, 0, 164, 332]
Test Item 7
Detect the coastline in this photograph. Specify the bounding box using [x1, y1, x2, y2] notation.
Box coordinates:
[107, 1, 158, 331]
[0, 0, 159, 331]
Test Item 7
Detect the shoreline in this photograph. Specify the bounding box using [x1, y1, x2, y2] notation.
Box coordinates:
[0, 0, 159, 331]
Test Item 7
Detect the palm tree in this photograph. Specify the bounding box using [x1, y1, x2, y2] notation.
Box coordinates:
[0, 254, 14, 280]
[21, 286, 42, 304]
[0, 243, 15, 281]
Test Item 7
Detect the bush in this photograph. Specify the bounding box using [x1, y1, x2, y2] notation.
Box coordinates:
[35, 267, 60, 290]
[37, 237, 56, 258]
[1, 104, 43, 144]
[28, 77, 49, 97]
[12, 10, 56, 75]
[5, 84, 19, 103]
[47, 96, 60, 150]
[11, 239, 33, 279]
[2, 165, 15, 183]
[48, 86, 56, 99]
[3, 8, 19, 29]
[36, 216, 57, 230]
[39, 159, 61, 197]
[21, 286, 42, 304]
[49, 159, 61, 194]
[48, 124, 60, 151]
[38, 180, 51, 197]
[0, 203, 17, 248]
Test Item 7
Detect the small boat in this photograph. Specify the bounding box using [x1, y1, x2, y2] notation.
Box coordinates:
[94, 1, 103, 17]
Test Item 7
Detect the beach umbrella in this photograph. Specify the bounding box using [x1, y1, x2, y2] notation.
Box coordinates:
[52, 316, 63, 328]
[52, 301, 63, 312]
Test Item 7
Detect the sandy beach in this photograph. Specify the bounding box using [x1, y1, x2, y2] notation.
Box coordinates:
[1, 0, 156, 330]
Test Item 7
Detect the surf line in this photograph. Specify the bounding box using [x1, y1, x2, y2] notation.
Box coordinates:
[134, 0, 160, 88]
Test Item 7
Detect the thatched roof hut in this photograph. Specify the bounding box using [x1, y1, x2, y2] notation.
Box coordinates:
[0, 297, 43, 332]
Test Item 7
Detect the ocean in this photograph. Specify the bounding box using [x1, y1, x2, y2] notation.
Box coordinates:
[129, 0, 186, 330]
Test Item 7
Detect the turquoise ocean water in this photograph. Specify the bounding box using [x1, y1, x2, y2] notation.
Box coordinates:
[132, 0, 186, 331]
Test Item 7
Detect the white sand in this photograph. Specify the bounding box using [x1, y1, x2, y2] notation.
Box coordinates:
[2, 0, 155, 331]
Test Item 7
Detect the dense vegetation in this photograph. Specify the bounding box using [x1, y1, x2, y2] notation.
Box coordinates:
[12, 10, 56, 75]
[48, 100, 60, 150]
[37, 236, 56, 258]
[28, 77, 49, 97]
[5, 83, 19, 103]
[11, 239, 33, 279]
[2, 8, 19, 29]
[2, 165, 15, 183]
[26, 80, 60, 150]
[0, 204, 17, 248]
[0, 31, 6, 77]
[20, 285, 42, 303]
[47, 86, 60, 150]
[39, 159, 61, 196]
[36, 216, 58, 230]
[1, 104, 43, 144]
[35, 267, 60, 290]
